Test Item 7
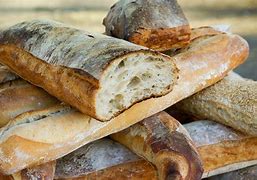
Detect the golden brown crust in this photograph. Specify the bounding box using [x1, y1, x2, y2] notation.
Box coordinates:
[12, 161, 56, 180]
[0, 33, 248, 175]
[104, 0, 190, 51]
[59, 160, 157, 180]
[111, 112, 203, 180]
[190, 26, 224, 41]
[0, 81, 59, 127]
[129, 26, 191, 51]
[0, 20, 177, 121]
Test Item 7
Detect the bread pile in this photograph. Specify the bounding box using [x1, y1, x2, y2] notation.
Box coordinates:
[0, 0, 255, 179]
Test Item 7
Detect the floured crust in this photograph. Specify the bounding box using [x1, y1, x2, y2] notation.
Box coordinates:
[0, 20, 177, 121]
[12, 161, 56, 180]
[176, 72, 257, 136]
[185, 120, 257, 178]
[111, 112, 203, 180]
[0, 33, 248, 175]
[58, 160, 157, 180]
[103, 0, 190, 51]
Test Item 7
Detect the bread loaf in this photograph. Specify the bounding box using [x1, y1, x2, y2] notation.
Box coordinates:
[0, 20, 178, 121]
[0, 33, 248, 174]
[0, 80, 59, 127]
[12, 161, 56, 180]
[55, 138, 155, 179]
[175, 73, 257, 136]
[103, 0, 190, 51]
[111, 111, 203, 180]
[184, 120, 257, 178]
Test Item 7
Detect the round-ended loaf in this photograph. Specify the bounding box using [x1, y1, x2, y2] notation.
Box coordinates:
[0, 20, 178, 121]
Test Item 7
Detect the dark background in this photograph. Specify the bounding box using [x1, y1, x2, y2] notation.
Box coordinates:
[0, 0, 256, 79]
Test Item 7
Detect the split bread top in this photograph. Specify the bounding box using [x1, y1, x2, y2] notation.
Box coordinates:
[0, 31, 249, 174]
[0, 19, 178, 121]
[103, 0, 191, 51]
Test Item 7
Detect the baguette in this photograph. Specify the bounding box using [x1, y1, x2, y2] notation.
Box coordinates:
[0, 65, 19, 84]
[103, 0, 190, 51]
[55, 138, 155, 179]
[175, 72, 257, 136]
[12, 161, 56, 180]
[0, 19, 178, 121]
[111, 111, 203, 180]
[209, 165, 257, 180]
[0, 80, 59, 127]
[184, 120, 257, 178]
[58, 120, 257, 179]
[0, 33, 248, 174]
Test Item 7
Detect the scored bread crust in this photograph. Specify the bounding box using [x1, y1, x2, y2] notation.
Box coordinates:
[0, 80, 59, 127]
[103, 0, 191, 51]
[0, 33, 248, 175]
[184, 120, 257, 178]
[111, 112, 203, 180]
[176, 73, 257, 136]
[0, 20, 177, 121]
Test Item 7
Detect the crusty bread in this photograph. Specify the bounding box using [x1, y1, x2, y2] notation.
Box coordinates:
[0, 65, 19, 84]
[0, 80, 59, 127]
[209, 165, 257, 180]
[0, 33, 248, 175]
[111, 111, 203, 180]
[0, 20, 178, 121]
[103, 0, 190, 51]
[184, 120, 257, 178]
[55, 138, 147, 179]
[12, 161, 56, 180]
[175, 72, 257, 136]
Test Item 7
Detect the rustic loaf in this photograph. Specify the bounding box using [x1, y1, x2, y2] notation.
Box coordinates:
[103, 0, 191, 51]
[0, 79, 59, 127]
[0, 33, 248, 174]
[175, 72, 257, 136]
[54, 120, 257, 179]
[111, 111, 203, 180]
[0, 19, 178, 121]
[184, 120, 257, 178]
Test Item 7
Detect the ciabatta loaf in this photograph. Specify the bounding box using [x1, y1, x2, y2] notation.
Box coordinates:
[0, 33, 248, 174]
[0, 20, 178, 121]
[103, 0, 190, 51]
[176, 73, 257, 136]
[111, 112, 203, 180]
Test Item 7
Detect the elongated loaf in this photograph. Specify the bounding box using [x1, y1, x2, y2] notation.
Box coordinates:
[55, 138, 155, 179]
[56, 120, 257, 179]
[0, 65, 19, 84]
[0, 33, 248, 175]
[103, 0, 191, 51]
[176, 73, 257, 136]
[0, 20, 178, 121]
[111, 111, 203, 180]
[184, 120, 257, 178]
[0, 80, 59, 127]
[12, 161, 56, 180]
